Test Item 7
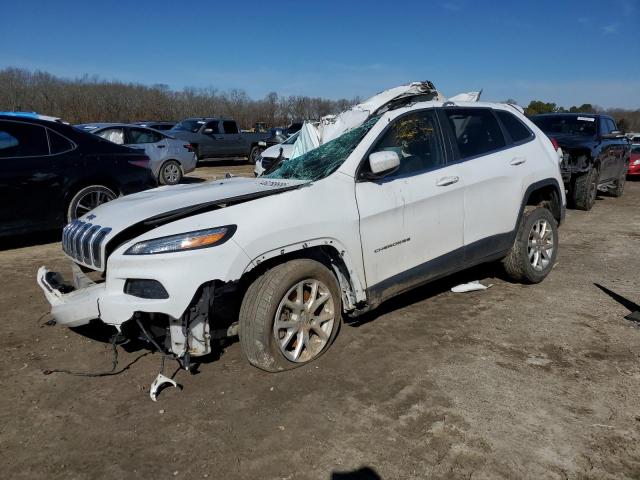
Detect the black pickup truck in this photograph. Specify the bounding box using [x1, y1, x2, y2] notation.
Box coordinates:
[169, 118, 272, 164]
[531, 113, 630, 210]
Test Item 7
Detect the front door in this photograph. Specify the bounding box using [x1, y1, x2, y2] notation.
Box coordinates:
[356, 109, 464, 302]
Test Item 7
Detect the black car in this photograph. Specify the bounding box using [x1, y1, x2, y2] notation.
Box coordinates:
[0, 115, 157, 236]
[531, 113, 630, 210]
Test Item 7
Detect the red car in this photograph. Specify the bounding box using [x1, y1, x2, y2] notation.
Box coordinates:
[629, 144, 640, 176]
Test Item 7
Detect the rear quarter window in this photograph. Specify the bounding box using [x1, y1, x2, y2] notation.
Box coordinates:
[48, 129, 75, 154]
[0, 121, 49, 158]
[495, 110, 533, 143]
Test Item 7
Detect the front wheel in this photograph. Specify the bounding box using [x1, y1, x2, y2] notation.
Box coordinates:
[159, 160, 183, 185]
[502, 206, 558, 284]
[239, 259, 342, 372]
[67, 185, 117, 222]
[571, 166, 599, 210]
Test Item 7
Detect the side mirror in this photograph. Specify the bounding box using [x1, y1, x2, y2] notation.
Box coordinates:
[602, 130, 624, 139]
[368, 150, 400, 176]
[203, 128, 213, 134]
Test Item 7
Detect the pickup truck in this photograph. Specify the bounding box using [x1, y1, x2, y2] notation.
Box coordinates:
[530, 113, 630, 210]
[169, 117, 272, 164]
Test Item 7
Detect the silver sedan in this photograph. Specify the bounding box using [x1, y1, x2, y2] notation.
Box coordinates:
[78, 123, 197, 185]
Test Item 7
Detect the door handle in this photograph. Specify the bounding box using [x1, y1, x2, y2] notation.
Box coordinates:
[215, 136, 224, 140]
[436, 176, 459, 187]
[157, 145, 166, 148]
[510, 157, 527, 166]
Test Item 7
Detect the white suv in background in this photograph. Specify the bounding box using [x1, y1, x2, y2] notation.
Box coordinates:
[38, 101, 565, 372]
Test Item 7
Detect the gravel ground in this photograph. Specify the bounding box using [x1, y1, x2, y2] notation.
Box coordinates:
[1, 163, 639, 480]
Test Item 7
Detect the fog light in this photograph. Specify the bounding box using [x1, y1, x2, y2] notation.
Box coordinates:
[124, 279, 169, 299]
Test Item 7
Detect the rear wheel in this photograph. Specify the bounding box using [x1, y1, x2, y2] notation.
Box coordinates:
[609, 163, 627, 197]
[159, 160, 183, 185]
[248, 146, 262, 165]
[503, 206, 558, 284]
[239, 259, 342, 372]
[571, 165, 599, 211]
[67, 185, 117, 222]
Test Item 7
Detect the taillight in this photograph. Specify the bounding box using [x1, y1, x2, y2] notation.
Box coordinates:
[550, 137, 560, 151]
[184, 143, 195, 152]
[128, 156, 150, 168]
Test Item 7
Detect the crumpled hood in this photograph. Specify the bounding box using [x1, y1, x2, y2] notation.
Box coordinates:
[81, 176, 309, 235]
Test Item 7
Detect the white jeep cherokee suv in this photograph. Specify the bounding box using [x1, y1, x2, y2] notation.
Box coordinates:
[38, 101, 565, 372]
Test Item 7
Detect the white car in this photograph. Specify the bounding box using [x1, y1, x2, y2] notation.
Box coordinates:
[254, 132, 298, 176]
[38, 99, 565, 373]
[79, 123, 197, 185]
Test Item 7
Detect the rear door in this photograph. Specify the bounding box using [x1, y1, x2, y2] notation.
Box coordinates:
[0, 120, 66, 233]
[199, 120, 223, 156]
[221, 120, 246, 156]
[127, 127, 166, 163]
[356, 109, 464, 301]
[441, 108, 526, 261]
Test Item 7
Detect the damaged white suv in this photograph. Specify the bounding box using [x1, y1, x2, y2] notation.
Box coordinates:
[38, 96, 565, 372]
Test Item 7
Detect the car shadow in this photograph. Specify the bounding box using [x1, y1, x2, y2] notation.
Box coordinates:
[0, 229, 61, 251]
[348, 262, 504, 328]
[179, 176, 206, 184]
[196, 158, 248, 167]
[332, 467, 381, 480]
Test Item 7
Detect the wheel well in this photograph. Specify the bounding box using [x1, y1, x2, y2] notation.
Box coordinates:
[235, 245, 356, 310]
[65, 178, 121, 205]
[526, 184, 562, 222]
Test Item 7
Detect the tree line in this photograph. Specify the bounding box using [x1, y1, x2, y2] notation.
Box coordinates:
[0, 68, 359, 128]
[1, 67, 639, 132]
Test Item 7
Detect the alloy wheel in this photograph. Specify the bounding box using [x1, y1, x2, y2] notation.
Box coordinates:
[273, 279, 335, 363]
[528, 219, 554, 272]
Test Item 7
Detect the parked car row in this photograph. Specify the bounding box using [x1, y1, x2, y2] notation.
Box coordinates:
[37, 81, 572, 376]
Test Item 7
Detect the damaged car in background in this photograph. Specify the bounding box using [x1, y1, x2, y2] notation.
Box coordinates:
[37, 81, 566, 396]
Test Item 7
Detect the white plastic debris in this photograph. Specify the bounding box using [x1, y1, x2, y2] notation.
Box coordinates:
[150, 373, 179, 401]
[451, 280, 493, 293]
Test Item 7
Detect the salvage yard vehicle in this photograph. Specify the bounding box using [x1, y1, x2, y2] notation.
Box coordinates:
[133, 121, 176, 131]
[169, 117, 273, 164]
[530, 113, 630, 210]
[37, 87, 567, 375]
[254, 131, 299, 176]
[628, 144, 640, 176]
[0, 115, 156, 236]
[79, 123, 197, 185]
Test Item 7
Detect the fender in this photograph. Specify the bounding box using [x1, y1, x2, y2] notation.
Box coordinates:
[242, 238, 368, 309]
[516, 177, 565, 229]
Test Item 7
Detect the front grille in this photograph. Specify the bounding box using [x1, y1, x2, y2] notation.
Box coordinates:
[62, 220, 112, 270]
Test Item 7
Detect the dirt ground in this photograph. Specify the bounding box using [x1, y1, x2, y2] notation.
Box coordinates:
[1, 160, 640, 480]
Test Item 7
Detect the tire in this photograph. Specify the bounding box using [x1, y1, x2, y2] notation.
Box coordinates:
[248, 146, 262, 165]
[159, 160, 183, 185]
[609, 163, 627, 198]
[571, 166, 599, 211]
[239, 259, 342, 372]
[66, 185, 117, 222]
[502, 206, 558, 284]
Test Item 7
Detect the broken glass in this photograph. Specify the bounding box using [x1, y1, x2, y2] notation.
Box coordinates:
[264, 116, 381, 182]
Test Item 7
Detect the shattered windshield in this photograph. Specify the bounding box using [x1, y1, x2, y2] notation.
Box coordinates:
[264, 116, 380, 181]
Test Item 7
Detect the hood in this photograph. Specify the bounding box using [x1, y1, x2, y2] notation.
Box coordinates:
[82, 176, 309, 235]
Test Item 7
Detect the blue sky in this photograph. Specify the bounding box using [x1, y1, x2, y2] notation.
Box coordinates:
[1, 0, 638, 108]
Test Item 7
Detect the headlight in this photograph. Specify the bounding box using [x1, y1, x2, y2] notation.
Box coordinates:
[634, 159, 640, 166]
[125, 226, 236, 255]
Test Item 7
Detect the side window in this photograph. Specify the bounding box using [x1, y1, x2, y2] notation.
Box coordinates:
[445, 108, 506, 159]
[0, 121, 49, 158]
[204, 121, 219, 134]
[607, 118, 617, 133]
[48, 129, 75, 154]
[129, 128, 161, 144]
[495, 111, 533, 143]
[369, 110, 445, 177]
[222, 121, 239, 134]
[96, 128, 125, 145]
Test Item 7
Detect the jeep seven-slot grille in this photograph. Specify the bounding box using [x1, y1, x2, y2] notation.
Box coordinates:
[62, 221, 112, 269]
